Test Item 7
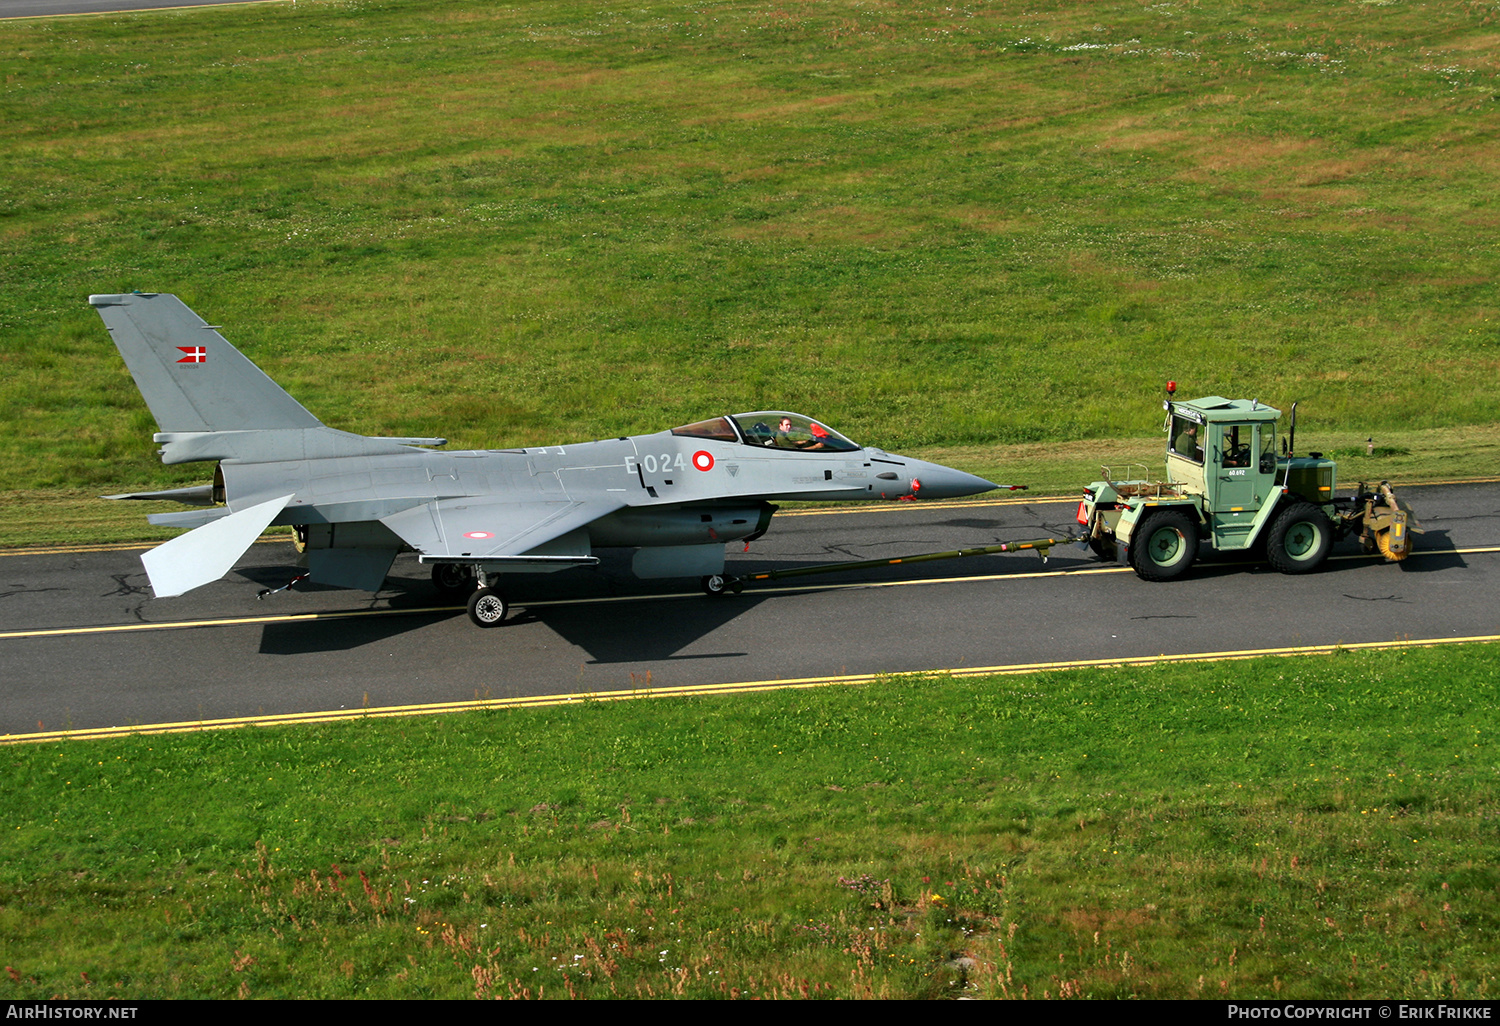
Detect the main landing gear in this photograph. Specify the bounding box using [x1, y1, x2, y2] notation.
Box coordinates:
[466, 587, 508, 628]
[434, 564, 509, 628]
[431, 563, 476, 598]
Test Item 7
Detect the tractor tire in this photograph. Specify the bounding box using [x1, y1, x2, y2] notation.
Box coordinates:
[1266, 503, 1333, 574]
[1129, 510, 1198, 581]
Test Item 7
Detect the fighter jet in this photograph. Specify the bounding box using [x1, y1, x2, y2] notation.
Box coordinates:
[92, 293, 998, 627]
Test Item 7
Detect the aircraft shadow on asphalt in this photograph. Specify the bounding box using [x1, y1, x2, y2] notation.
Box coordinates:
[257, 608, 458, 655]
[244, 550, 1046, 660]
[244, 530, 1458, 658]
[515, 596, 764, 665]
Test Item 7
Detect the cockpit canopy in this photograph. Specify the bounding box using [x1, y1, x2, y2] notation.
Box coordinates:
[671, 412, 861, 453]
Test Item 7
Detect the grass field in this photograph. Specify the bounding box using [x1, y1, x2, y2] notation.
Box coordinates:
[1, 645, 1497, 999]
[1, 0, 1497, 502]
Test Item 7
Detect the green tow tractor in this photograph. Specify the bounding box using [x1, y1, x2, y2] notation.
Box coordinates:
[1077, 383, 1421, 581]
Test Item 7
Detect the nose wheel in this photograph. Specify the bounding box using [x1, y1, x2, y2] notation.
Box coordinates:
[700, 574, 744, 596]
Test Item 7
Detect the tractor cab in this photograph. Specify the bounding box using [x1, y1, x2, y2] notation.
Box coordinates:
[1164, 396, 1285, 549]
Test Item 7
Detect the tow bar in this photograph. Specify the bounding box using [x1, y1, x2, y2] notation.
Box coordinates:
[708, 533, 1083, 594]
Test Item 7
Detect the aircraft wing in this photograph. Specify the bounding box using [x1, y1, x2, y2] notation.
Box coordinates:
[380, 496, 624, 565]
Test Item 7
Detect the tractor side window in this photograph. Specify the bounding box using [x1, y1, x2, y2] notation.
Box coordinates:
[1170, 416, 1203, 464]
[1258, 424, 1276, 474]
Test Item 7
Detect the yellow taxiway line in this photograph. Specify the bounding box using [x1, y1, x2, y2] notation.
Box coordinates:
[7, 630, 1500, 745]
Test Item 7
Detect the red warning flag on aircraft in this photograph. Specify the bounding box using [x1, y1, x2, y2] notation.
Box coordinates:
[176, 346, 206, 363]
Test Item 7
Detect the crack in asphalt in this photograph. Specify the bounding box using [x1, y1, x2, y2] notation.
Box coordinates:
[0, 587, 66, 600]
[102, 573, 151, 599]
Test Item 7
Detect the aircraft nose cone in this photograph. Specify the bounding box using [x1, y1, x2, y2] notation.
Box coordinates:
[902, 458, 998, 499]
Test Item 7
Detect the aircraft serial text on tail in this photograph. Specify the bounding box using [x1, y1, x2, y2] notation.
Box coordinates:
[92, 292, 998, 627]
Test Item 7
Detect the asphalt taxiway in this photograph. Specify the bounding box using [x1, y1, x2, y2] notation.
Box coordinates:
[3, 483, 1496, 740]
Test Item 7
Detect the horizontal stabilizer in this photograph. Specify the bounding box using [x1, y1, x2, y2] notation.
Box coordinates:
[102, 485, 216, 505]
[140, 493, 294, 598]
[147, 507, 232, 529]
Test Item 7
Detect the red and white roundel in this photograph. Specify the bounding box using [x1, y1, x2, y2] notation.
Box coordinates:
[464, 531, 495, 540]
[692, 450, 714, 472]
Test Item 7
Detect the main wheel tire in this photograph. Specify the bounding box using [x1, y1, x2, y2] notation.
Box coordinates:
[466, 587, 508, 628]
[1129, 510, 1199, 581]
[1266, 502, 1333, 574]
[431, 563, 476, 598]
[700, 574, 727, 597]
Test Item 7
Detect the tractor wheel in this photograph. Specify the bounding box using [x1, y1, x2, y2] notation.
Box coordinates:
[1266, 503, 1333, 574]
[466, 587, 508, 628]
[431, 563, 476, 599]
[1129, 510, 1198, 581]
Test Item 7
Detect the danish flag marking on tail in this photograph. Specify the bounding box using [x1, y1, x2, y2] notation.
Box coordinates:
[176, 346, 206, 364]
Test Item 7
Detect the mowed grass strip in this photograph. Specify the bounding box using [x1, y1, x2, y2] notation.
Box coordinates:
[1, 644, 1497, 999]
[0, 0, 1497, 501]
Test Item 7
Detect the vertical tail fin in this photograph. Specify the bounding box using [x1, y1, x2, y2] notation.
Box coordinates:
[90, 293, 323, 433]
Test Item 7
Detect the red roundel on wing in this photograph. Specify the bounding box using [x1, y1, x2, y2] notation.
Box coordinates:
[464, 531, 494, 539]
[692, 450, 714, 472]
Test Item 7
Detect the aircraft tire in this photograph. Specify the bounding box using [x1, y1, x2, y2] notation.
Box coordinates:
[431, 563, 476, 599]
[1129, 510, 1198, 581]
[700, 574, 728, 597]
[466, 587, 508, 628]
[1266, 503, 1333, 574]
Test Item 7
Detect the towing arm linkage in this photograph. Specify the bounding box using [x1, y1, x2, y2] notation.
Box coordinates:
[710, 533, 1084, 593]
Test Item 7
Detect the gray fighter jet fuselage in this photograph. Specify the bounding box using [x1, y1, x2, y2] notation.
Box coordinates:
[92, 293, 997, 626]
